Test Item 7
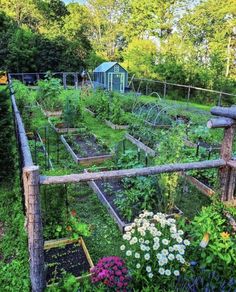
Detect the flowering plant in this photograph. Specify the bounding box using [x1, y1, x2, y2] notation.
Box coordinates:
[66, 210, 91, 239]
[90, 256, 130, 290]
[120, 211, 190, 289]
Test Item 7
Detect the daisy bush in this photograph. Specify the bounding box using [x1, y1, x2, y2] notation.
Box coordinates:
[120, 211, 190, 289]
[90, 256, 130, 291]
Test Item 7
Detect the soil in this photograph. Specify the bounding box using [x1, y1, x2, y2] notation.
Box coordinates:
[95, 178, 131, 223]
[69, 134, 110, 158]
[95, 178, 176, 225]
[44, 242, 90, 284]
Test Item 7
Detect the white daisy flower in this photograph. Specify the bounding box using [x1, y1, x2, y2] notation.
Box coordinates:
[144, 253, 150, 260]
[183, 239, 190, 246]
[120, 245, 125, 251]
[146, 266, 152, 272]
[148, 272, 153, 278]
[135, 252, 140, 259]
[162, 239, 169, 245]
[126, 250, 132, 256]
[161, 249, 169, 256]
[158, 268, 165, 275]
[136, 263, 141, 269]
[165, 269, 171, 276]
[168, 254, 175, 261]
[174, 270, 180, 276]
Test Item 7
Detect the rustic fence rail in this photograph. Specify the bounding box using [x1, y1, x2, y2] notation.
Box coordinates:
[8, 77, 236, 291]
[130, 77, 236, 106]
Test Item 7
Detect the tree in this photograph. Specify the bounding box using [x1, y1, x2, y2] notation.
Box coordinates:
[6, 28, 38, 72]
[122, 38, 157, 78]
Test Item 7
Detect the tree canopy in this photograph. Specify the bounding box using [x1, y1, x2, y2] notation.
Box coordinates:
[0, 0, 235, 91]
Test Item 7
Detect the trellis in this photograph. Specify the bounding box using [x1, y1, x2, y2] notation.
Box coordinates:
[9, 78, 236, 291]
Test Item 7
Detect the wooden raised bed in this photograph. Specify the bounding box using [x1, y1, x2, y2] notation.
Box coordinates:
[44, 237, 94, 285]
[87, 176, 183, 232]
[61, 134, 113, 166]
[182, 173, 215, 197]
[105, 119, 129, 130]
[183, 138, 221, 150]
[125, 133, 156, 157]
[84, 107, 96, 117]
[44, 110, 62, 118]
[48, 118, 78, 134]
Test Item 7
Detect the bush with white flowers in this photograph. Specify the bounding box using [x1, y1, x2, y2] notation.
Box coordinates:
[120, 211, 190, 288]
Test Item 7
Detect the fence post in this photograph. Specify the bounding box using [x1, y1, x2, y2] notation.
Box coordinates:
[63, 73, 67, 89]
[23, 166, 45, 292]
[163, 82, 167, 98]
[218, 92, 222, 106]
[219, 126, 235, 201]
[187, 86, 191, 107]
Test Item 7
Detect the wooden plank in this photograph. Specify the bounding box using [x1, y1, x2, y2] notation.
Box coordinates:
[87, 179, 127, 232]
[60, 135, 78, 163]
[40, 159, 226, 185]
[227, 160, 236, 168]
[211, 106, 236, 119]
[84, 107, 96, 116]
[61, 135, 113, 166]
[105, 120, 128, 130]
[207, 117, 235, 128]
[9, 84, 33, 166]
[125, 133, 156, 157]
[183, 173, 215, 197]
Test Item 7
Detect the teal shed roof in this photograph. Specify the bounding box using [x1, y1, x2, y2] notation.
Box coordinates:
[93, 62, 121, 73]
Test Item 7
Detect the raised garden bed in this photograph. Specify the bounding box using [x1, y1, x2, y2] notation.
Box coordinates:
[87, 177, 183, 232]
[125, 133, 156, 157]
[44, 237, 94, 285]
[48, 118, 78, 134]
[182, 173, 215, 197]
[44, 110, 62, 118]
[104, 119, 129, 130]
[84, 107, 96, 117]
[61, 133, 113, 166]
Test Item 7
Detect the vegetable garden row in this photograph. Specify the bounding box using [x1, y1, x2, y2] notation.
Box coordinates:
[8, 77, 236, 291]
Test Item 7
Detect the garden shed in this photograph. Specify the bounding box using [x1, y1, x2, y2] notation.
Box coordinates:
[93, 62, 128, 93]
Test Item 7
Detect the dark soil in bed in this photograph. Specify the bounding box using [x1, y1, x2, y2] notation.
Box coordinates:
[69, 134, 110, 158]
[95, 178, 131, 224]
[44, 242, 90, 284]
[94, 178, 176, 225]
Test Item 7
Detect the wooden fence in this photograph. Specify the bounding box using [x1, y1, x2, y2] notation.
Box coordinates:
[8, 78, 236, 291]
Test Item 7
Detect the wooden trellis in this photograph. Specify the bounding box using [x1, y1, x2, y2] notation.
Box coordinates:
[9, 77, 236, 291]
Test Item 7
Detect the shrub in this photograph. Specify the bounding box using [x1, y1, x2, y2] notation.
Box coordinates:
[37, 77, 63, 110]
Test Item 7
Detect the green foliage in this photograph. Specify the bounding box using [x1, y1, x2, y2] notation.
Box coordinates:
[185, 202, 236, 282]
[66, 210, 91, 239]
[37, 77, 63, 111]
[62, 94, 83, 128]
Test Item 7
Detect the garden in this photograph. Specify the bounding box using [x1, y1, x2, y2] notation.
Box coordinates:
[3, 77, 236, 291]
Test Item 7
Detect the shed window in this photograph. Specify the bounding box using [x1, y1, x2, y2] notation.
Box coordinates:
[114, 65, 119, 72]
